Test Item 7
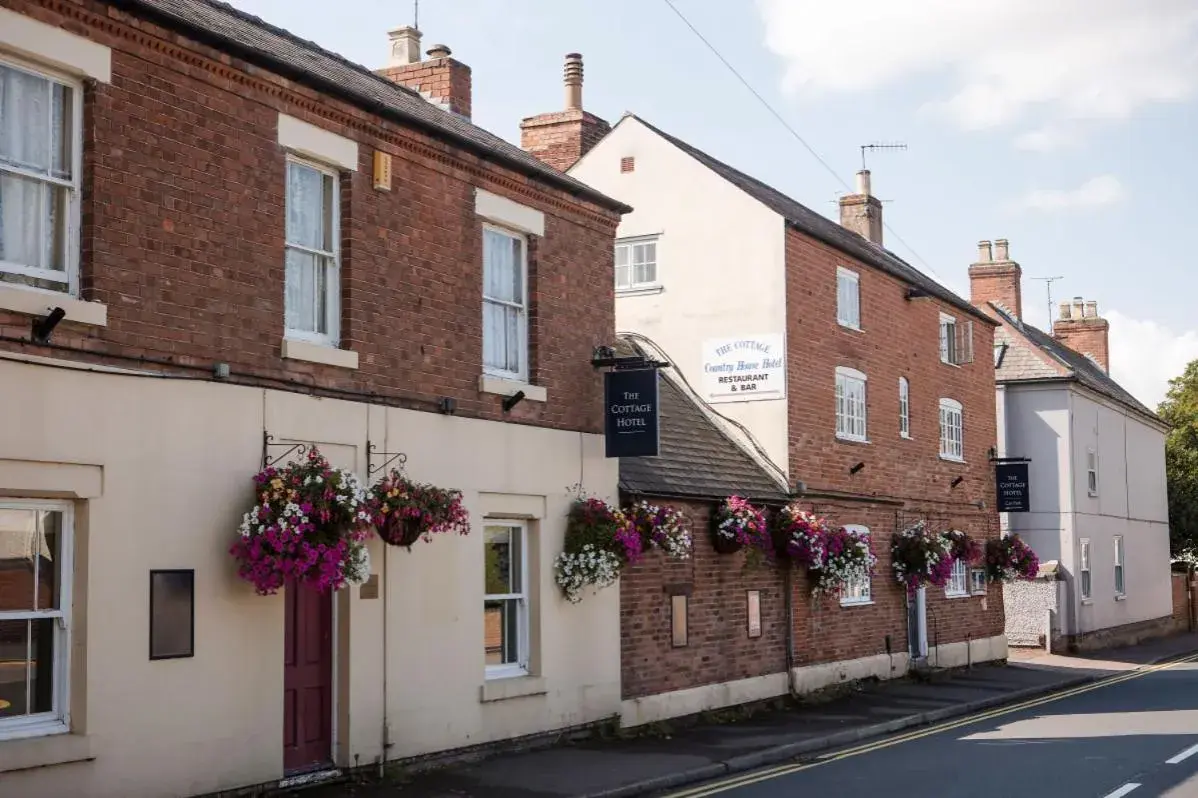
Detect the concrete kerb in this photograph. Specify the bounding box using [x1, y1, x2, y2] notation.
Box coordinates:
[580, 671, 1107, 798]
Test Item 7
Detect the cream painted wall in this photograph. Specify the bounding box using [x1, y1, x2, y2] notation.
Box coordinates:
[1001, 385, 1072, 564]
[0, 356, 619, 798]
[1000, 380, 1171, 637]
[1068, 390, 1171, 634]
[569, 117, 791, 478]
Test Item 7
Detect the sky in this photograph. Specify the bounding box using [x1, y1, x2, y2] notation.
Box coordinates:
[226, 0, 1198, 409]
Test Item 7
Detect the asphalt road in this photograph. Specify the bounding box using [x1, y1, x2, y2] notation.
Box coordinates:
[663, 653, 1198, 798]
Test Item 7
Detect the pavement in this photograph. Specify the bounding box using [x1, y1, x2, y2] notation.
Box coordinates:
[295, 633, 1198, 798]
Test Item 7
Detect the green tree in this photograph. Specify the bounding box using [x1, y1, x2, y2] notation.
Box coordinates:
[1159, 360, 1198, 560]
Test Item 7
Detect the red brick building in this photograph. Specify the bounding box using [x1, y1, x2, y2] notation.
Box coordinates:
[0, 3, 631, 796]
[531, 60, 1006, 722]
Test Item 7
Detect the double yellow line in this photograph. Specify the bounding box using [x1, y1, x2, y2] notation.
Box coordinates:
[666, 652, 1198, 797]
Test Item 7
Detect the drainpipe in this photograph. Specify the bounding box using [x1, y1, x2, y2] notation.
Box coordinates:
[784, 563, 798, 697]
[380, 542, 391, 778]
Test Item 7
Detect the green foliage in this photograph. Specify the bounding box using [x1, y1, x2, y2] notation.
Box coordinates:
[1159, 360, 1198, 559]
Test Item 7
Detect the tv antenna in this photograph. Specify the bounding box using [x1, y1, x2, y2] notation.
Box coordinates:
[1030, 276, 1064, 326]
[413, 0, 419, 28]
[860, 142, 908, 171]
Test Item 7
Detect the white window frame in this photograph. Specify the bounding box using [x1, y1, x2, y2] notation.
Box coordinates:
[836, 266, 861, 330]
[483, 520, 529, 680]
[1114, 535, 1125, 597]
[1087, 449, 1099, 497]
[0, 499, 73, 742]
[835, 367, 868, 443]
[969, 567, 987, 596]
[899, 377, 911, 439]
[614, 235, 659, 292]
[481, 222, 529, 381]
[939, 313, 957, 365]
[1079, 538, 1092, 601]
[839, 524, 872, 606]
[939, 398, 964, 462]
[945, 558, 969, 597]
[0, 55, 83, 296]
[283, 156, 341, 346]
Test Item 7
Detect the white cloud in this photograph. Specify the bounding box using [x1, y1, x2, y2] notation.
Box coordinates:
[757, 0, 1198, 140]
[1008, 175, 1125, 213]
[1107, 310, 1198, 410]
[1014, 126, 1075, 153]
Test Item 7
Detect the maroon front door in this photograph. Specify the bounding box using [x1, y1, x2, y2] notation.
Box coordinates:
[283, 581, 333, 774]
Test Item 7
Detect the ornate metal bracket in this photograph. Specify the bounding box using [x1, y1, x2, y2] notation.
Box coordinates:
[262, 431, 307, 470]
[367, 440, 407, 476]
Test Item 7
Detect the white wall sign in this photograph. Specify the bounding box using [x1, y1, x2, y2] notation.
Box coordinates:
[701, 334, 786, 403]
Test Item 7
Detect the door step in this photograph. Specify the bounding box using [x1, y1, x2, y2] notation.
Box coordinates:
[278, 768, 341, 790]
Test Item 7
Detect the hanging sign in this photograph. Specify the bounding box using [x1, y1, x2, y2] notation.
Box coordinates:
[700, 334, 786, 404]
[995, 462, 1030, 512]
[604, 369, 660, 458]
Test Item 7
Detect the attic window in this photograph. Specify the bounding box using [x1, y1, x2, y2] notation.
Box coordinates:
[621, 156, 635, 173]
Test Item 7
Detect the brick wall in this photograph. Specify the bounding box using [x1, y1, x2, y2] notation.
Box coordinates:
[782, 227, 1003, 661]
[789, 500, 1004, 665]
[1172, 571, 1193, 632]
[1, 0, 621, 434]
[783, 228, 998, 504]
[620, 499, 787, 701]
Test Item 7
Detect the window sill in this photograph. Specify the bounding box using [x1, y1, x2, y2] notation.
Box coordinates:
[479, 675, 546, 703]
[281, 339, 359, 370]
[1081, 598, 1094, 606]
[837, 322, 863, 333]
[1115, 594, 1127, 602]
[839, 599, 874, 608]
[835, 434, 870, 445]
[616, 285, 664, 297]
[0, 731, 94, 774]
[945, 591, 970, 599]
[900, 433, 913, 441]
[0, 284, 107, 327]
[479, 375, 547, 403]
[940, 360, 961, 368]
[939, 455, 966, 464]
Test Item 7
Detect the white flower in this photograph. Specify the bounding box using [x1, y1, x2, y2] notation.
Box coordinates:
[343, 541, 371, 586]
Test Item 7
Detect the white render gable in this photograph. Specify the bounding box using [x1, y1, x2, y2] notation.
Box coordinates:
[569, 116, 791, 477]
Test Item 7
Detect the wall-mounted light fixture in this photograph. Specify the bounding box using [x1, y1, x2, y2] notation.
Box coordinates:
[950, 476, 964, 488]
[849, 462, 865, 475]
[31, 307, 66, 344]
[502, 390, 526, 413]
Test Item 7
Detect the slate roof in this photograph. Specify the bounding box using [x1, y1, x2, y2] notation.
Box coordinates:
[989, 303, 1162, 424]
[615, 340, 790, 503]
[626, 115, 991, 325]
[115, 0, 630, 213]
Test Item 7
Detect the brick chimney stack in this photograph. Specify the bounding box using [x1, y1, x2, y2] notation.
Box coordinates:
[520, 54, 612, 173]
[968, 237, 1023, 319]
[838, 170, 884, 245]
[376, 27, 472, 119]
[1054, 297, 1110, 373]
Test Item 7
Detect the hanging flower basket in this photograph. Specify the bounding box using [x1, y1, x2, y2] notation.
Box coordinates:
[984, 534, 1040, 582]
[230, 447, 373, 596]
[891, 521, 954, 594]
[625, 501, 692, 559]
[944, 529, 981, 564]
[554, 497, 636, 603]
[368, 469, 470, 548]
[711, 496, 771, 557]
[773, 505, 829, 568]
[810, 526, 876, 597]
